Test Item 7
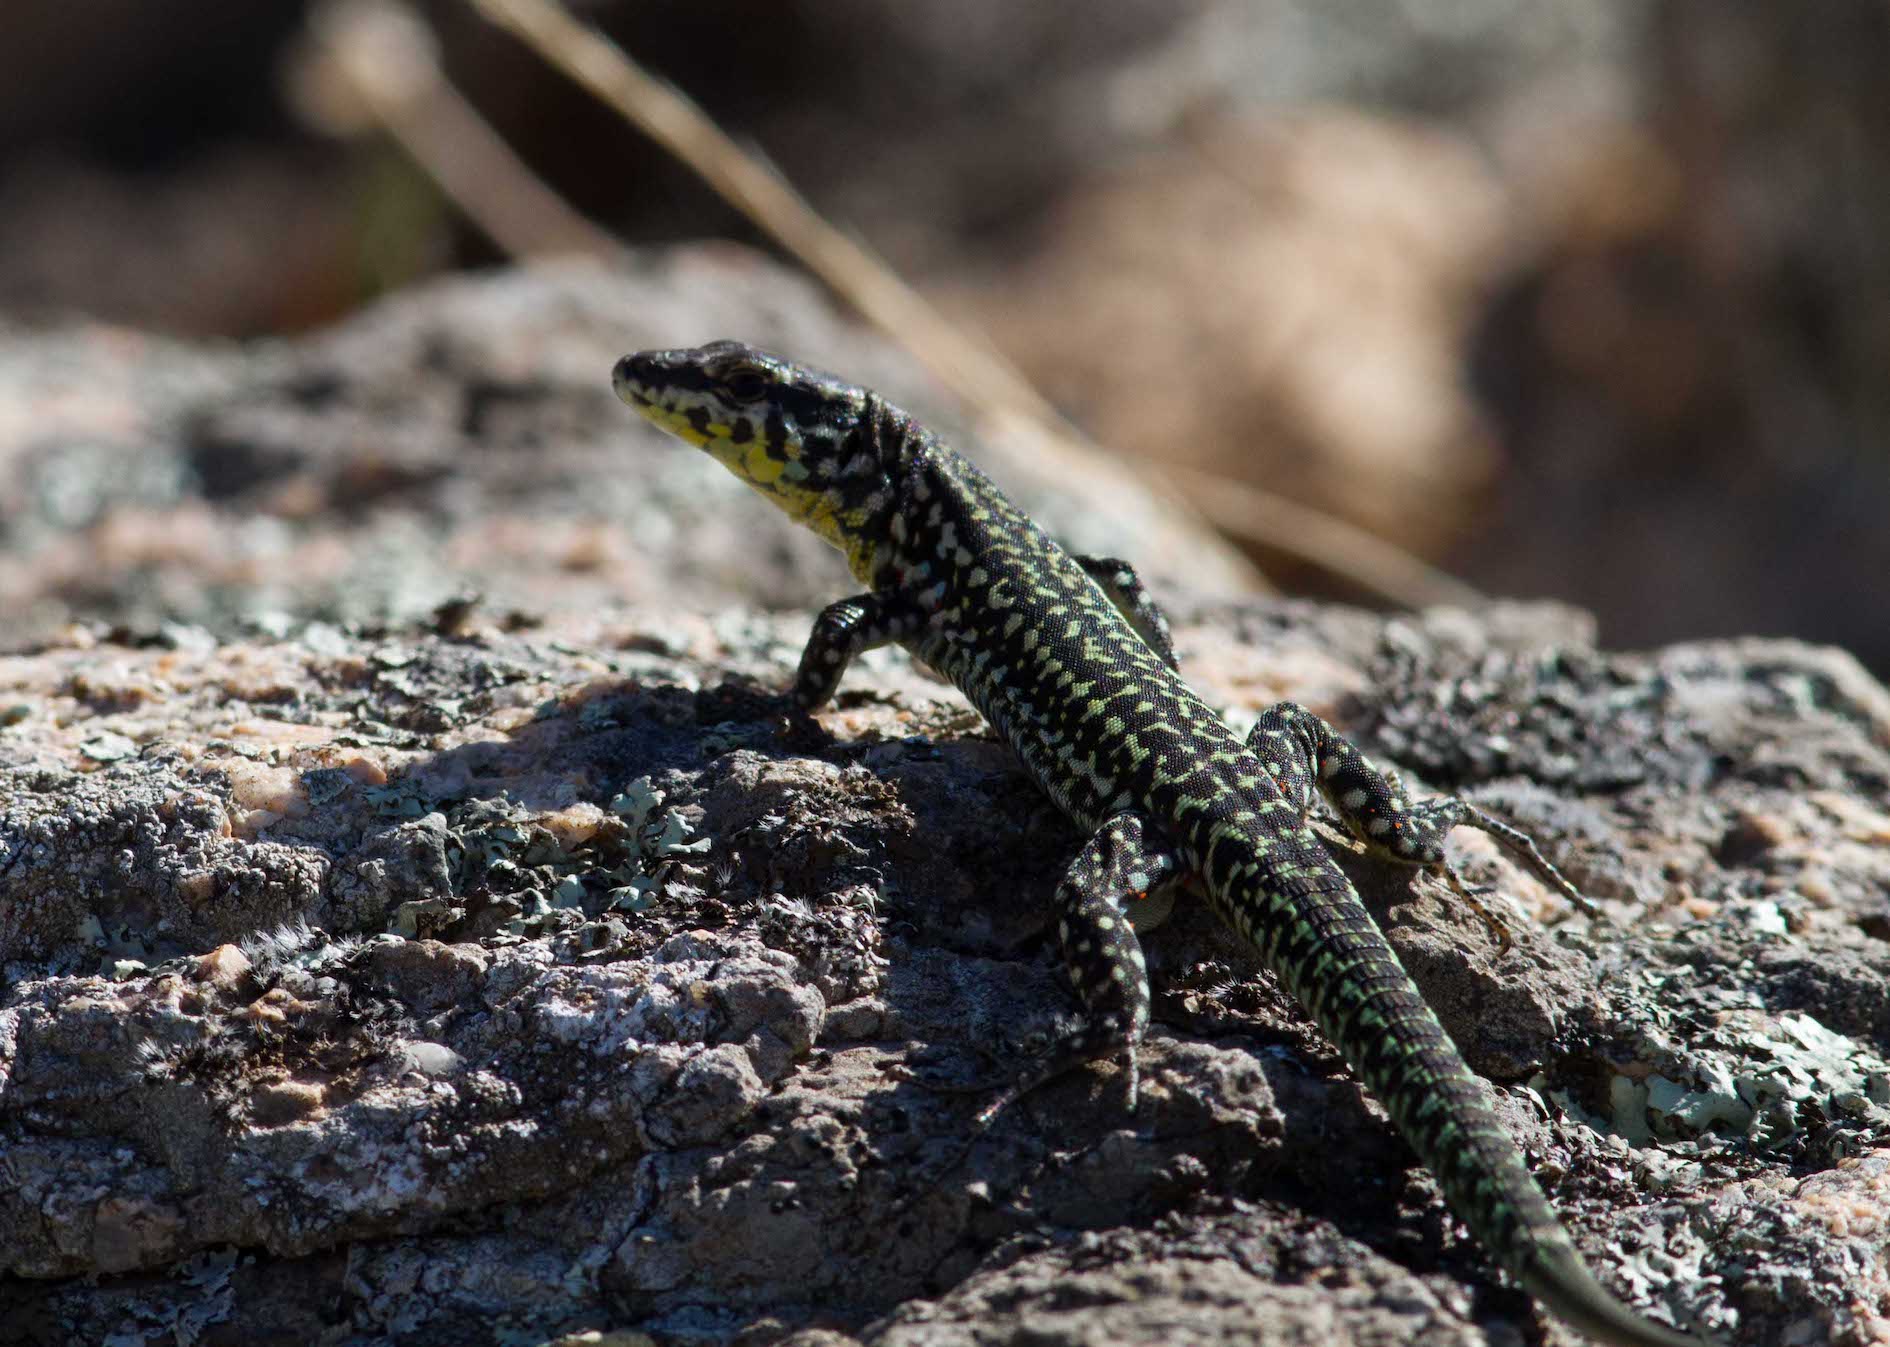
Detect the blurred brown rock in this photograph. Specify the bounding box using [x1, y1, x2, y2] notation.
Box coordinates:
[943, 111, 1508, 567]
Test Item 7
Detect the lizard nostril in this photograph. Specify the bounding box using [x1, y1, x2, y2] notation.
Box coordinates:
[612, 352, 662, 397]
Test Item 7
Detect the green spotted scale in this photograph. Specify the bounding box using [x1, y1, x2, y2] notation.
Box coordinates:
[613, 340, 1708, 1347]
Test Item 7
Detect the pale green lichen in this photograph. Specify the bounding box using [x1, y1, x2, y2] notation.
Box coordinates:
[366, 782, 432, 818]
[602, 775, 710, 909]
[1599, 1216, 1719, 1335]
[81, 731, 137, 762]
[1615, 1009, 1890, 1155]
[608, 874, 661, 913]
[1549, 998, 1890, 1173]
[356, 776, 710, 940]
[608, 777, 666, 832]
[173, 1246, 240, 1343]
[650, 811, 711, 857]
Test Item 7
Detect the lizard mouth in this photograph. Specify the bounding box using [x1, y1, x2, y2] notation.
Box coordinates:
[609, 355, 659, 409]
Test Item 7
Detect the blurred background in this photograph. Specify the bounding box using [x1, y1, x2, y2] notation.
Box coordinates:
[2, 0, 1887, 670]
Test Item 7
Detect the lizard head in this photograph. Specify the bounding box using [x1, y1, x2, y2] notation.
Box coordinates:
[614, 340, 910, 582]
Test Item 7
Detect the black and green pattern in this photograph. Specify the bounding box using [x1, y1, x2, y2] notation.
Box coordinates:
[613, 340, 1706, 1347]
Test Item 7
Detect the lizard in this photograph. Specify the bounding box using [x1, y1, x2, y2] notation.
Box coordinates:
[612, 339, 1711, 1347]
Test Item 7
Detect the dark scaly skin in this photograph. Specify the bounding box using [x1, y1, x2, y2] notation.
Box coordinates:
[613, 341, 1709, 1347]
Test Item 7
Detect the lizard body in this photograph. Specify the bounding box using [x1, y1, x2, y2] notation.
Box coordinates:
[612, 340, 1707, 1347]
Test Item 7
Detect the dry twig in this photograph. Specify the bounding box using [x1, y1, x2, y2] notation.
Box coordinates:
[385, 0, 1484, 608]
[299, 0, 619, 261]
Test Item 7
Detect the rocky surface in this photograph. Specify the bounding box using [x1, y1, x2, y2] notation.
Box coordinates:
[4, 261, 1889, 1347]
[0, 250, 1249, 652]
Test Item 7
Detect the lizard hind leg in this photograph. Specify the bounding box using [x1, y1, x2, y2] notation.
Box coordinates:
[971, 811, 1183, 1128]
[1245, 702, 1597, 949]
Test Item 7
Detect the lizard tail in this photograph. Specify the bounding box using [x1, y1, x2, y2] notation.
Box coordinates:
[1245, 874, 1711, 1347]
[1517, 1244, 1712, 1347]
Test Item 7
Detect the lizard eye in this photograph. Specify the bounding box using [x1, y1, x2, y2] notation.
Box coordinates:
[722, 366, 769, 403]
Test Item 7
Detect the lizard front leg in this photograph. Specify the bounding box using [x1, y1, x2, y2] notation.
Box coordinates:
[792, 591, 929, 710]
[1071, 555, 1178, 671]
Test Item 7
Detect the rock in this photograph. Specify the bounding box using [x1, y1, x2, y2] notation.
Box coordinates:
[0, 249, 1249, 651]
[2, 261, 1883, 1345]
